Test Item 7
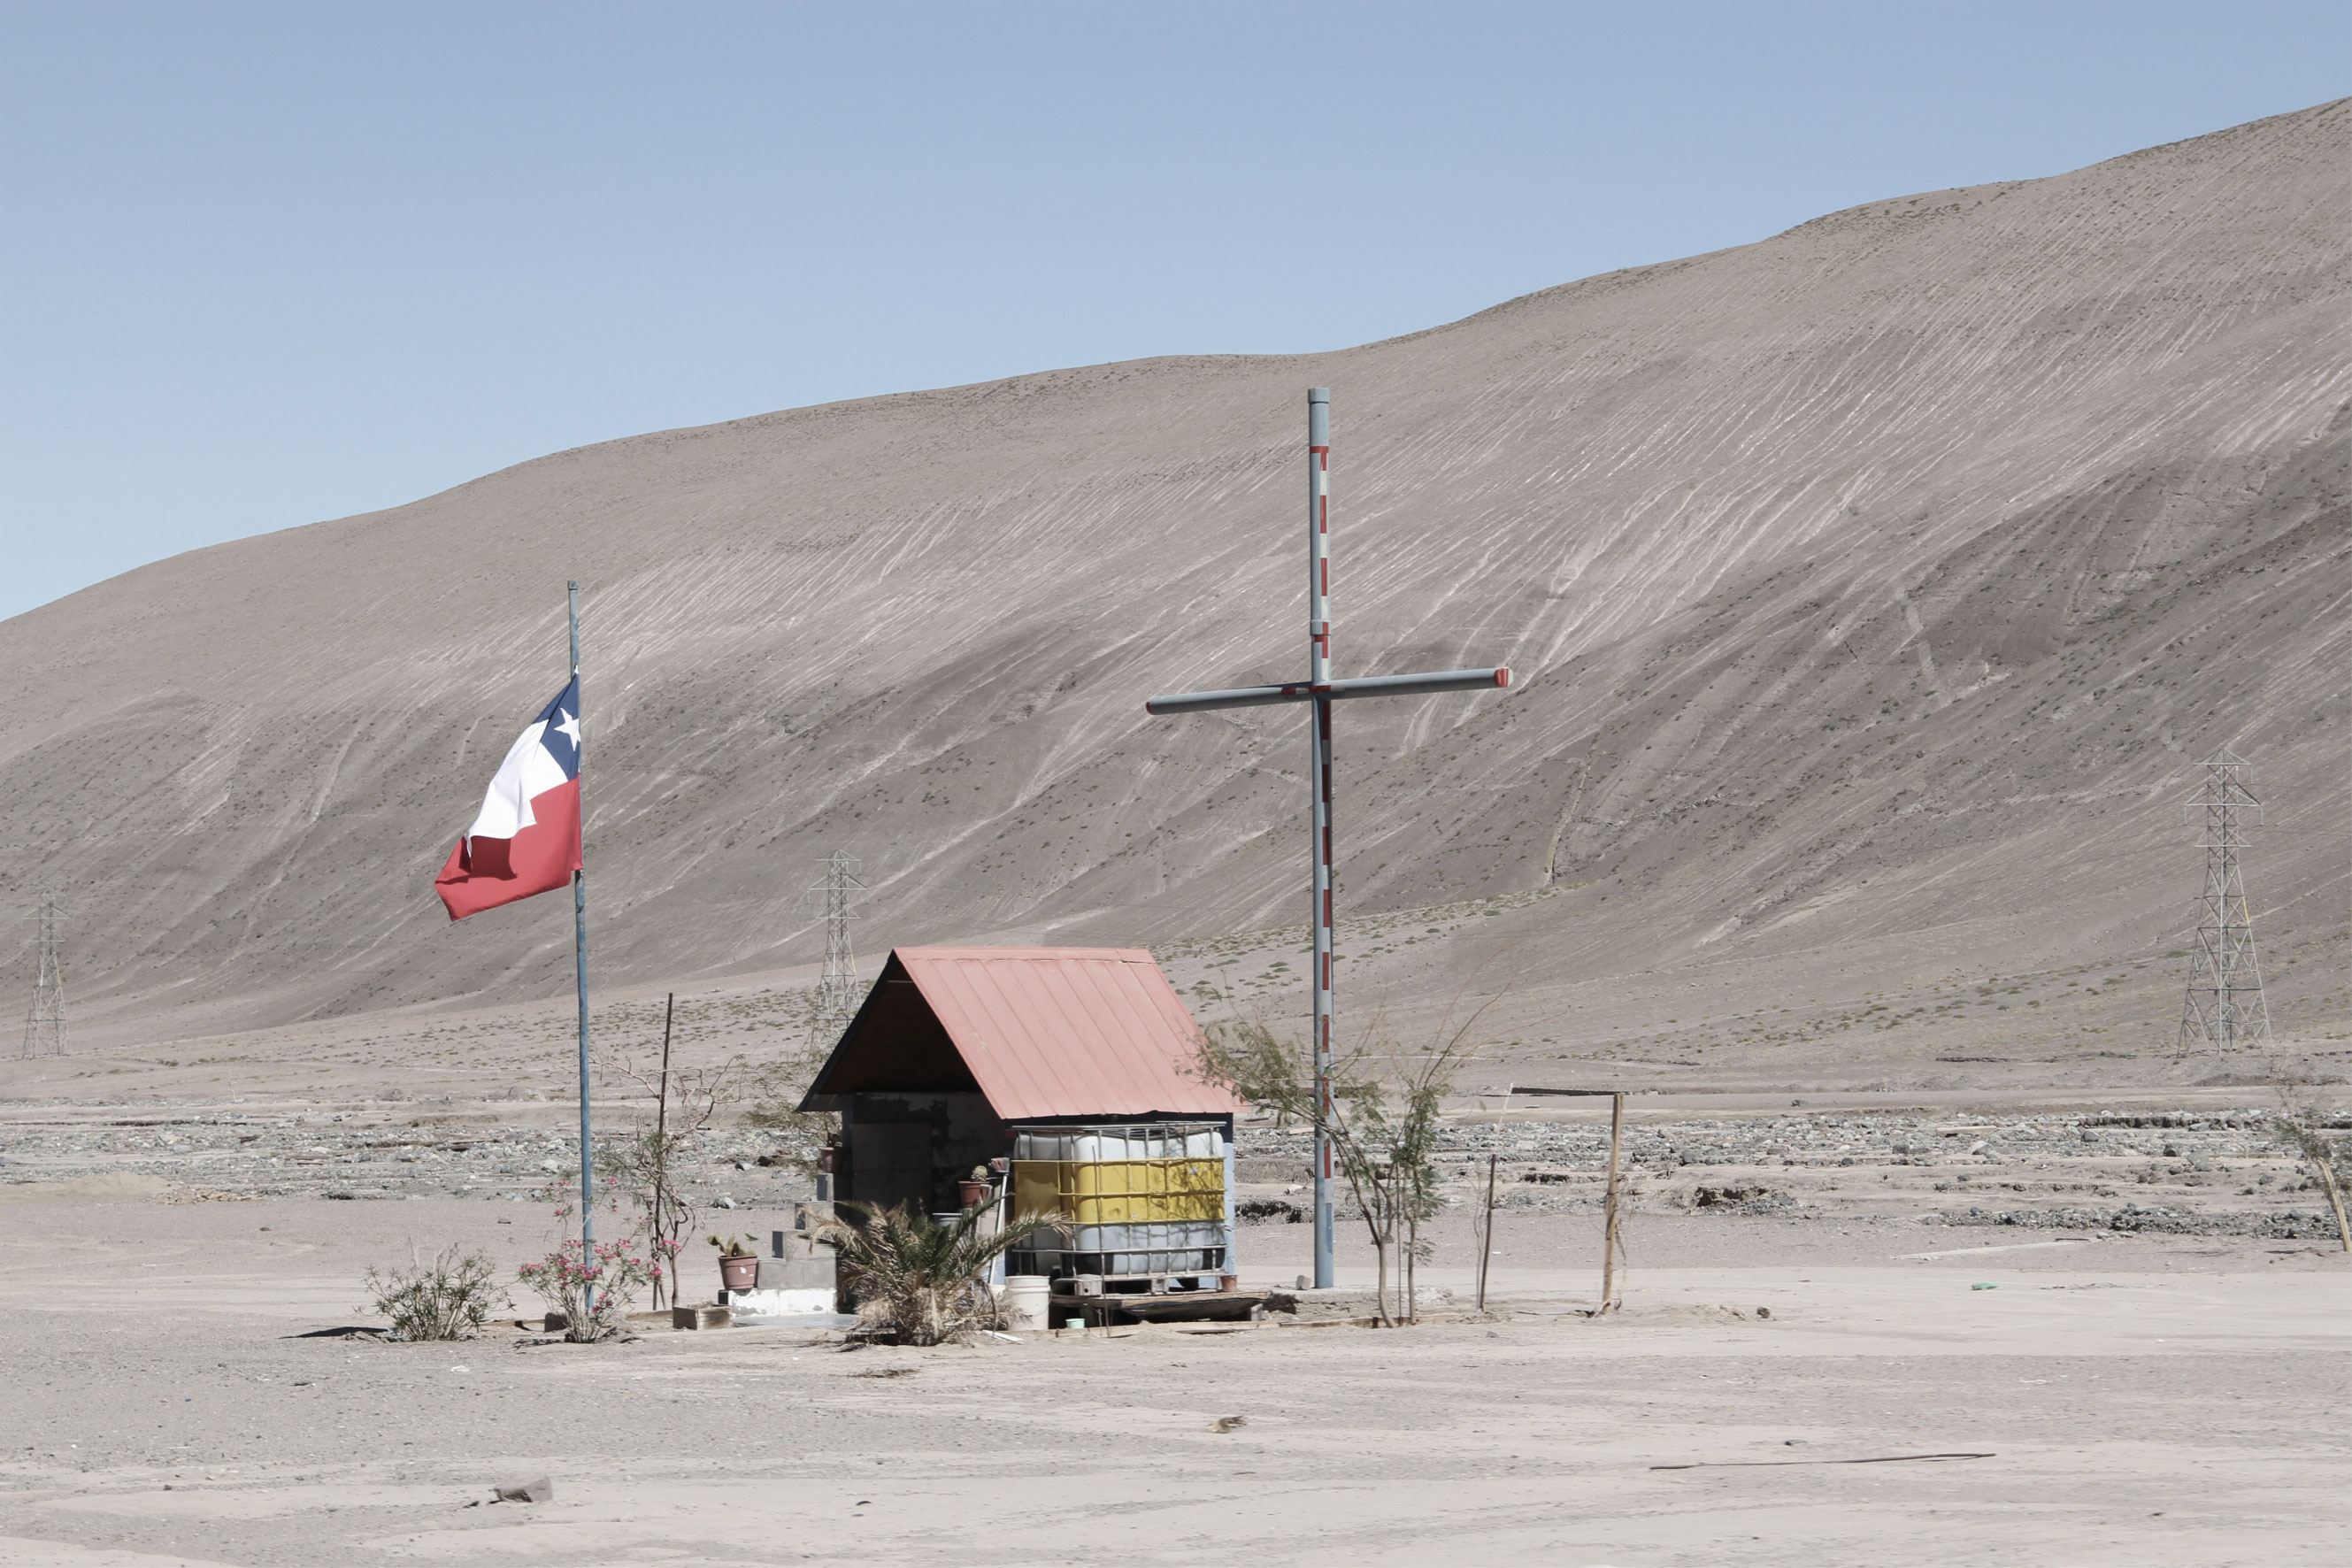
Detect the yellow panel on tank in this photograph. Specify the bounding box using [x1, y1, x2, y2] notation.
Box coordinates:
[1011, 1160, 1062, 1222]
[1011, 1158, 1225, 1223]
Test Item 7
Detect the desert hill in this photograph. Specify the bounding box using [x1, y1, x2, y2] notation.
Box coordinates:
[2, 100, 2345, 1083]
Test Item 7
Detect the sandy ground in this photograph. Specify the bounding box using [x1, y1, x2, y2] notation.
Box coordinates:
[3, 1036, 2345, 1564]
[1, 1187, 2343, 1567]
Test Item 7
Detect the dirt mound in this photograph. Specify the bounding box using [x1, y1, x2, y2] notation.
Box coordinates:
[0, 104, 2343, 1075]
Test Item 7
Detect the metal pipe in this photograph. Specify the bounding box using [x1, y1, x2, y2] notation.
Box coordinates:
[1138, 386, 1513, 1295]
[1143, 681, 1318, 714]
[1307, 388, 1335, 1292]
[569, 580, 594, 1305]
[1326, 667, 1511, 701]
[1144, 666, 1510, 715]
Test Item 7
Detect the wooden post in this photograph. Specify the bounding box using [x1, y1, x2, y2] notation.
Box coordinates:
[1392, 1194, 1410, 1334]
[1476, 1152, 1498, 1311]
[651, 992, 673, 1309]
[1600, 1092, 1625, 1313]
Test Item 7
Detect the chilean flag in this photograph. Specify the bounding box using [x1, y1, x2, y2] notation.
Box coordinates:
[435, 678, 582, 920]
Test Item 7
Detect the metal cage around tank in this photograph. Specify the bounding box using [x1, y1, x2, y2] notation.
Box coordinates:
[1006, 1122, 1231, 1280]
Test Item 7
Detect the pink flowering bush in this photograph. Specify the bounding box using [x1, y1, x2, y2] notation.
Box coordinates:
[519, 1177, 658, 1341]
[517, 1235, 657, 1341]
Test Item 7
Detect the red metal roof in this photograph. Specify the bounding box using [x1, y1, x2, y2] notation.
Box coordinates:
[839, 946, 1243, 1122]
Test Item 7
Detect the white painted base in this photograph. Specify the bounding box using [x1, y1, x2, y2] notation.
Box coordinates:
[716, 1287, 835, 1315]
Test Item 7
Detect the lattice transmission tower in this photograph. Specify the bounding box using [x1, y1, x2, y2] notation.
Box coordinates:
[2177, 749, 2272, 1055]
[23, 891, 67, 1058]
[803, 852, 866, 1049]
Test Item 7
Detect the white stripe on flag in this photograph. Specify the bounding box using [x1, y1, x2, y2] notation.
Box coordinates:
[464, 719, 569, 842]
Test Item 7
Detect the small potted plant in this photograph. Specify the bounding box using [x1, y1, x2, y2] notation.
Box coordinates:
[708, 1234, 758, 1291]
[957, 1164, 993, 1210]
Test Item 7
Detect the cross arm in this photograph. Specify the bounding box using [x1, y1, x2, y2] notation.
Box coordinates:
[1146, 665, 1510, 715]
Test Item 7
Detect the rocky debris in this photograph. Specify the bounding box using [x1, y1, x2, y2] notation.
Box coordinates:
[1264, 1287, 1457, 1322]
[1690, 1183, 1776, 1210]
[0, 1099, 2331, 1241]
[1234, 1107, 2329, 1231]
[1240, 1110, 2293, 1174]
[1926, 1203, 2340, 1239]
[0, 1104, 816, 1207]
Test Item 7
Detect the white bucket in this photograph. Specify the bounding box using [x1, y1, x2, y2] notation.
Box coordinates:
[1003, 1274, 1051, 1332]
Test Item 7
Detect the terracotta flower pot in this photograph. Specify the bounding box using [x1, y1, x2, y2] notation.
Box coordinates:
[719, 1253, 758, 1290]
[958, 1180, 992, 1210]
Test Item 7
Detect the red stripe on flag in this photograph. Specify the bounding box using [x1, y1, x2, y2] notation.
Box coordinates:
[436, 779, 582, 920]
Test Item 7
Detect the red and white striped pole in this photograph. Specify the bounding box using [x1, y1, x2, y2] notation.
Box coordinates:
[1306, 388, 1336, 1289]
[1143, 387, 1511, 1295]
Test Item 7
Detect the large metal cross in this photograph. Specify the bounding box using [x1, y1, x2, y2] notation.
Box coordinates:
[1147, 387, 1510, 1289]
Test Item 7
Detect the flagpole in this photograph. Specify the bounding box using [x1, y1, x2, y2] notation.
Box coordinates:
[568, 580, 593, 1300]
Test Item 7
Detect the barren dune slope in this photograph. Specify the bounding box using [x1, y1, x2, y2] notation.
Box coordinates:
[1, 103, 2345, 1070]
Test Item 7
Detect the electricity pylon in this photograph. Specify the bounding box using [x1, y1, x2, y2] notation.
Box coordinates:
[804, 853, 866, 1049]
[2177, 749, 2272, 1055]
[23, 892, 66, 1057]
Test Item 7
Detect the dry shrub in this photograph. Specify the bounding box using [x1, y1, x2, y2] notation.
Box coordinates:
[363, 1247, 507, 1341]
[2270, 1079, 2351, 1251]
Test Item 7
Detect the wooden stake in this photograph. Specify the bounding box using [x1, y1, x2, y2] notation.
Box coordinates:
[1476, 1152, 1498, 1311]
[652, 992, 674, 1310]
[1601, 1092, 1625, 1313]
[2318, 1157, 2349, 1253]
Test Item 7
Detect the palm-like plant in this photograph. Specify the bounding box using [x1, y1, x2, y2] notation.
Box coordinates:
[819, 1200, 1063, 1344]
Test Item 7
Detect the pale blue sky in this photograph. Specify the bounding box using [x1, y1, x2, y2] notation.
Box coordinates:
[4, 2, 2345, 621]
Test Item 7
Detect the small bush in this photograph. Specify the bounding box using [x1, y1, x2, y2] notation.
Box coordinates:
[363, 1247, 507, 1341]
